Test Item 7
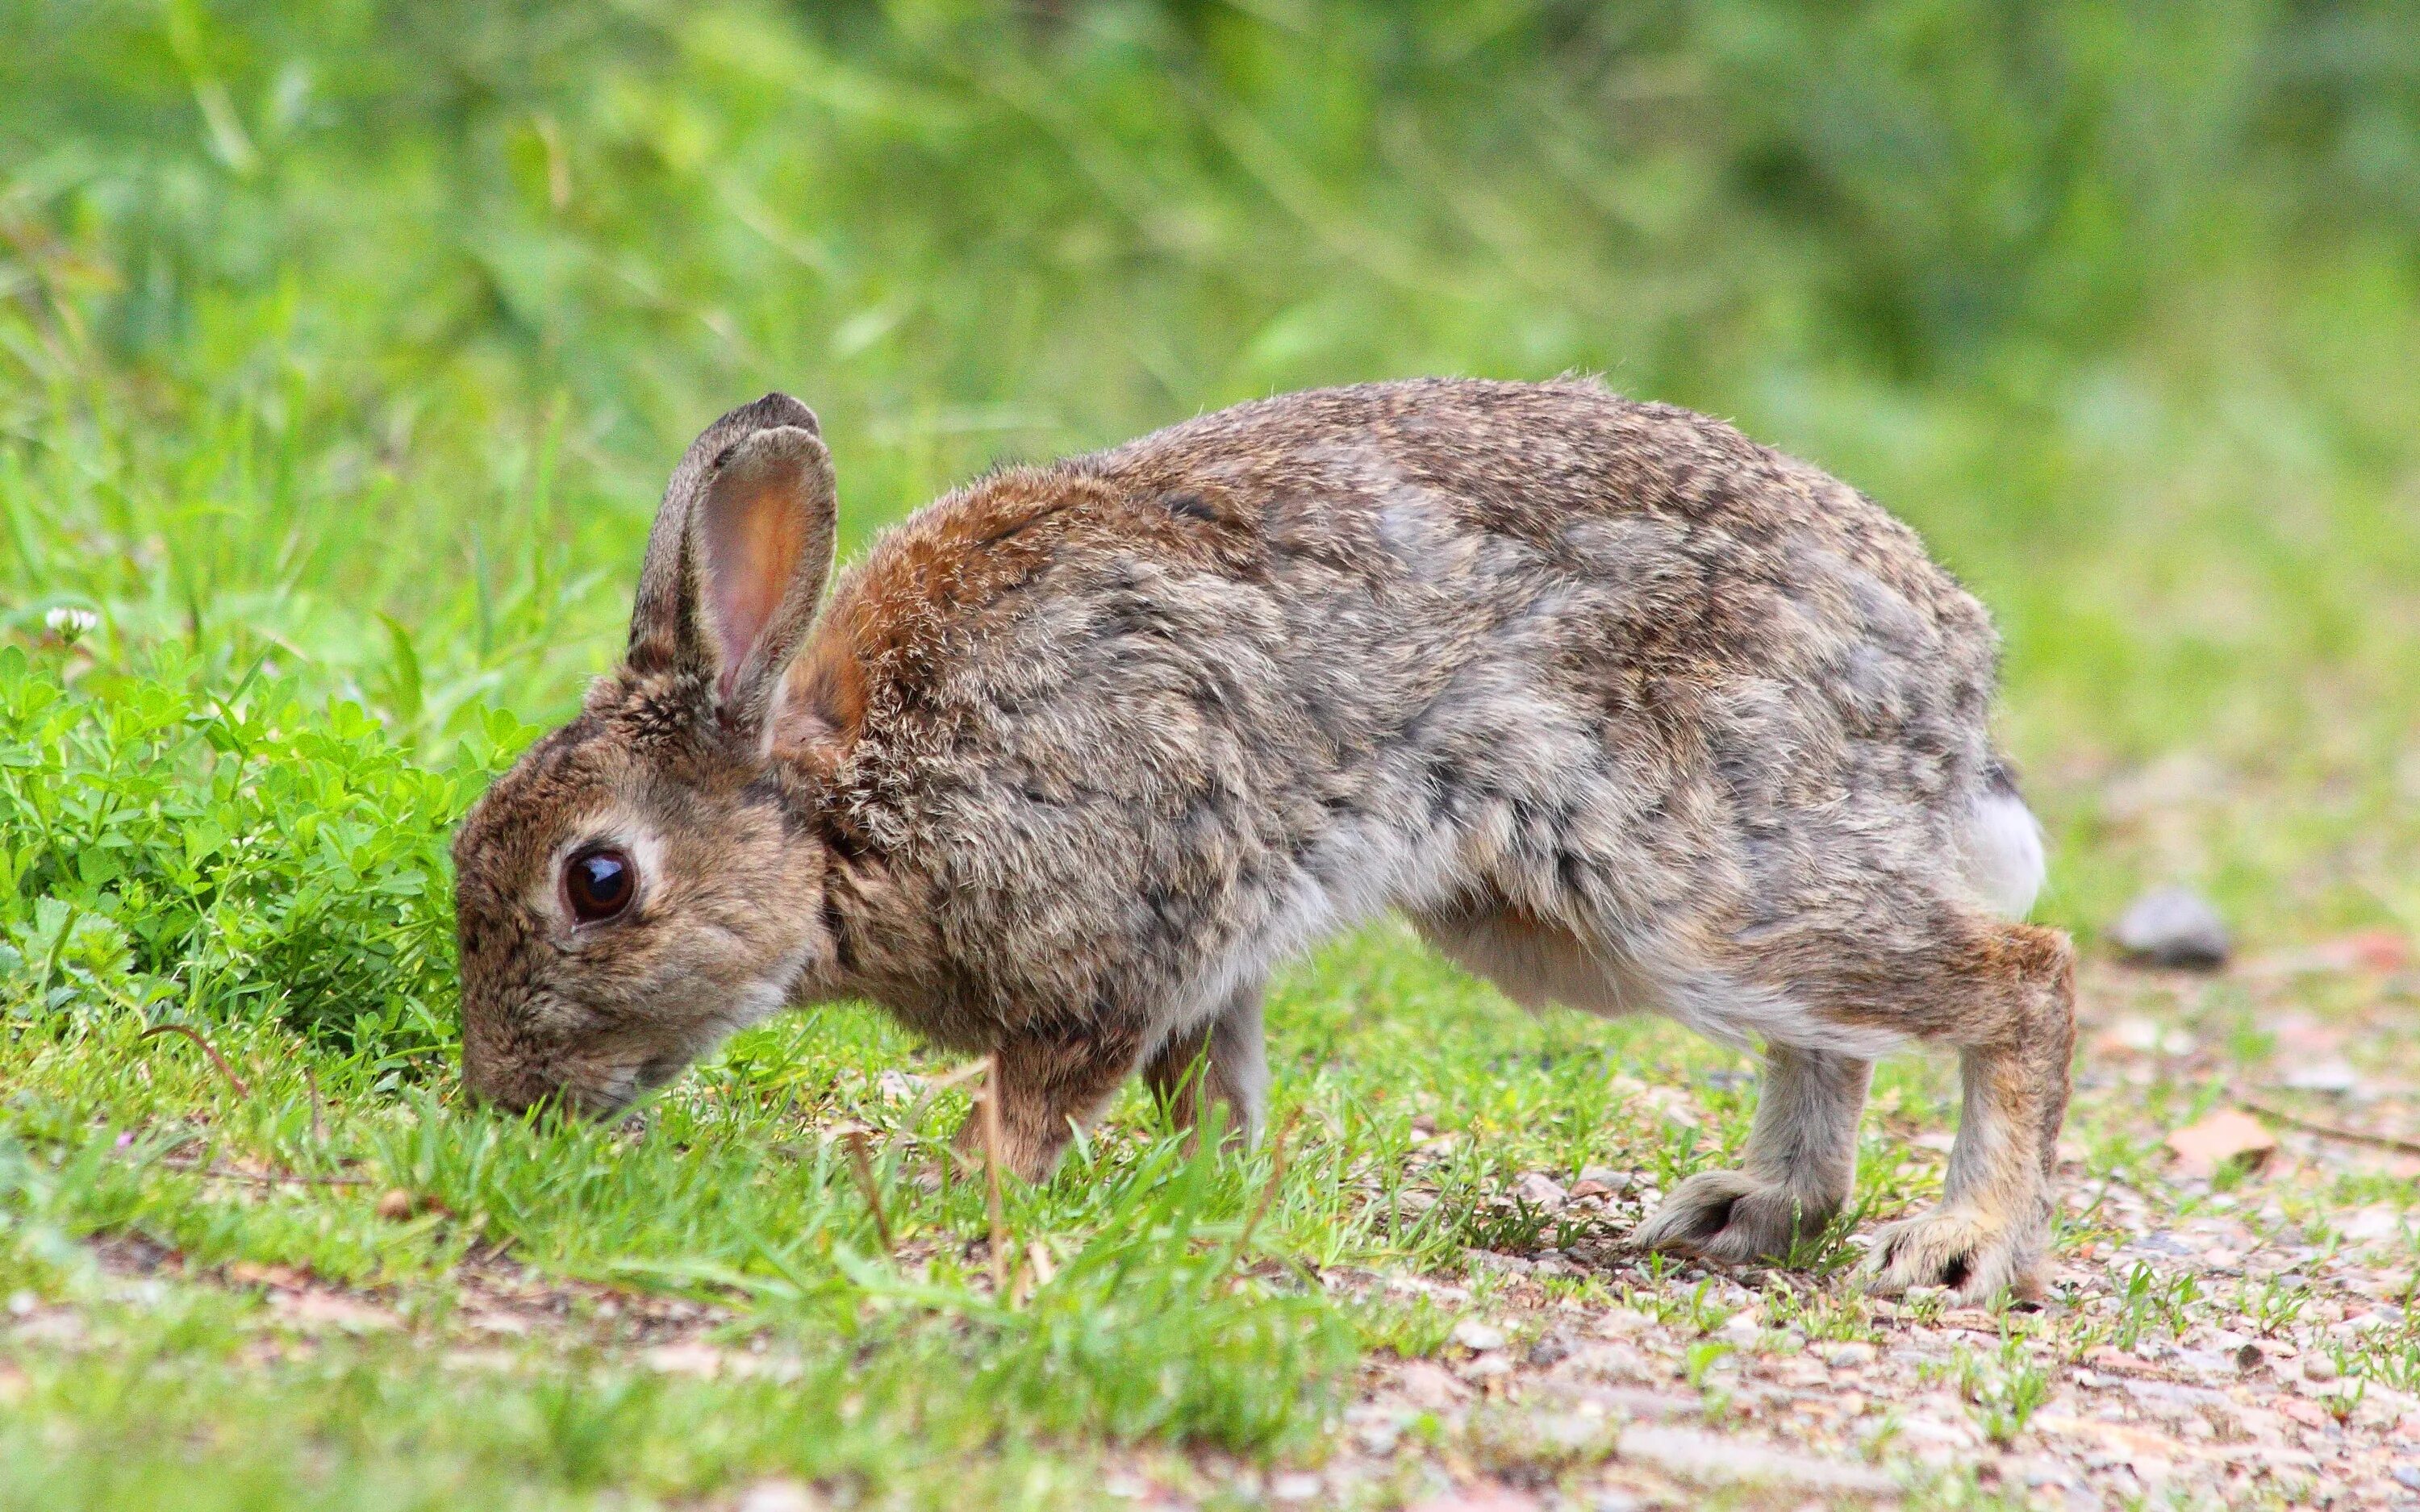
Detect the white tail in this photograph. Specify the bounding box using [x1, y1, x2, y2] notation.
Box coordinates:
[1963, 770, 2046, 919]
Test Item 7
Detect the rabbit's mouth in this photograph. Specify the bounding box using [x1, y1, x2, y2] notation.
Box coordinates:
[565, 1053, 684, 1118]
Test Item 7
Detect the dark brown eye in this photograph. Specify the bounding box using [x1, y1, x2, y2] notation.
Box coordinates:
[565, 848, 635, 922]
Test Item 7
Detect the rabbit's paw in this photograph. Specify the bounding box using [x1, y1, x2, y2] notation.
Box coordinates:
[1865, 1207, 2042, 1305]
[1634, 1170, 1835, 1265]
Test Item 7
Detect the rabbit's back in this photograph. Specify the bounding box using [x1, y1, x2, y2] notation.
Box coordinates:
[798, 380, 2005, 1053]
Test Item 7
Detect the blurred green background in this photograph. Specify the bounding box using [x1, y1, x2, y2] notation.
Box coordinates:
[3, 0, 2418, 941]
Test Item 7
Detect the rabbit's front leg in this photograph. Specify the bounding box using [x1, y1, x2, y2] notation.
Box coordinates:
[1142, 981, 1268, 1152]
[1637, 1043, 1871, 1264]
[958, 1022, 1145, 1183]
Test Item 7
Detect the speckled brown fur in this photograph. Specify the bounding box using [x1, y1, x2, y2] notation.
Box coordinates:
[453, 379, 2072, 1301]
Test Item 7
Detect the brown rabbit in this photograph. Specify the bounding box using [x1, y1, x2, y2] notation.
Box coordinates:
[453, 380, 2072, 1302]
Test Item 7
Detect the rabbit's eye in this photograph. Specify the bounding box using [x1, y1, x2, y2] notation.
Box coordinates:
[565, 848, 635, 923]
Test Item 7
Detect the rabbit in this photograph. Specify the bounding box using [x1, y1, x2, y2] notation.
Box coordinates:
[452, 378, 2073, 1302]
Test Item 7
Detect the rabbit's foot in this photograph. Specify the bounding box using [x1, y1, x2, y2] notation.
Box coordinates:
[1865, 1206, 2044, 1305]
[1634, 1169, 1838, 1265]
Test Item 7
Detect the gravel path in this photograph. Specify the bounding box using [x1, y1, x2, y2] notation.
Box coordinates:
[1266, 954, 2420, 1510]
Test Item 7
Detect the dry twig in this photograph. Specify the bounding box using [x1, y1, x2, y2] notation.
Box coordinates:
[2247, 1098, 2420, 1158]
[156, 1155, 370, 1188]
[1234, 1108, 1304, 1260]
[981, 1055, 1009, 1298]
[899, 1056, 993, 1135]
[841, 1129, 895, 1254]
[304, 1065, 328, 1145]
[139, 1024, 251, 1098]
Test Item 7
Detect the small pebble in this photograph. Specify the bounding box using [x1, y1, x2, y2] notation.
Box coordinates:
[1515, 1171, 1568, 1207]
[735, 1480, 821, 1512]
[1715, 1312, 1762, 1346]
[1451, 1318, 1507, 1352]
[2109, 885, 2230, 969]
[1462, 1352, 1513, 1381]
[2280, 1057, 2360, 1094]
[1822, 1340, 1877, 1368]
[1356, 1419, 1404, 1456]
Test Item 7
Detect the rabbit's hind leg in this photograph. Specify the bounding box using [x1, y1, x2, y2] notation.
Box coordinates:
[1861, 920, 2076, 1303]
[1635, 1044, 1871, 1265]
[1143, 981, 1268, 1152]
[1414, 899, 1871, 1261]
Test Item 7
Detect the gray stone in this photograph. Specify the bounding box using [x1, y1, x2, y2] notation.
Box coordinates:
[2111, 886, 2230, 969]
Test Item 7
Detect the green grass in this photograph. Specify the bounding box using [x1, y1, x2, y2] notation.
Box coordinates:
[2, 2, 2418, 1506]
[3, 898, 1888, 1507]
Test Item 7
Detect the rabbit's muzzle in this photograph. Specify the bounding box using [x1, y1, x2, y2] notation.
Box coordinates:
[460, 1017, 699, 1121]
[460, 1035, 623, 1120]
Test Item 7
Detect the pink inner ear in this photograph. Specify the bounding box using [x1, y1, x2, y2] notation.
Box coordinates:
[700, 458, 810, 702]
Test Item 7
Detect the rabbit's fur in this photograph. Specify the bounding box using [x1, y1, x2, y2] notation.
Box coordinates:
[453, 379, 2074, 1302]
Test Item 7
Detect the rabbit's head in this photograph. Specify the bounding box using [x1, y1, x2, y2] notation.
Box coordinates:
[452, 394, 844, 1116]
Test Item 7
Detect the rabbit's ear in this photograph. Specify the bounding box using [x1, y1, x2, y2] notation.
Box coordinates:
[629, 394, 837, 735]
